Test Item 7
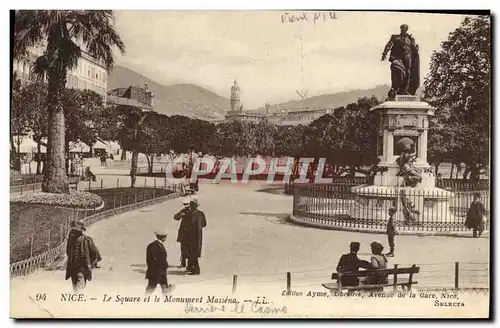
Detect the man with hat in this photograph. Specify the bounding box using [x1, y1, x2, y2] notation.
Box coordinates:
[185, 198, 207, 275]
[65, 220, 101, 292]
[336, 242, 372, 287]
[465, 193, 487, 238]
[386, 207, 398, 257]
[145, 229, 170, 295]
[174, 198, 192, 269]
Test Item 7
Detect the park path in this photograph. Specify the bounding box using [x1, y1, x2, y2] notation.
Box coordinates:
[10, 183, 489, 317]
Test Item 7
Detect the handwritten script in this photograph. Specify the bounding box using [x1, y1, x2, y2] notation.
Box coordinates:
[281, 12, 338, 24]
[185, 301, 287, 315]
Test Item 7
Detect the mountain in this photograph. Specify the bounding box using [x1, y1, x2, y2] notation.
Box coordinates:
[108, 65, 389, 119]
[107, 65, 228, 119]
[252, 85, 389, 113]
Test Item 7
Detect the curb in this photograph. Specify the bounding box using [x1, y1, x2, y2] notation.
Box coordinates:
[288, 214, 489, 238]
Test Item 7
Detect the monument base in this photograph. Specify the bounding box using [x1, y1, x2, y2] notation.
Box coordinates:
[349, 185, 456, 227]
[373, 166, 435, 188]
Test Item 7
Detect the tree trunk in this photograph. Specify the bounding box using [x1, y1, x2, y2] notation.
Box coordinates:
[449, 164, 454, 180]
[470, 164, 479, 181]
[130, 150, 138, 187]
[36, 141, 41, 174]
[121, 148, 126, 160]
[65, 139, 70, 175]
[148, 155, 154, 175]
[42, 69, 68, 193]
[462, 164, 470, 181]
[10, 134, 17, 169]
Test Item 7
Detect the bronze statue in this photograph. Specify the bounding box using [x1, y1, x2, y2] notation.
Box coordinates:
[396, 138, 422, 187]
[381, 24, 420, 99]
[399, 189, 420, 225]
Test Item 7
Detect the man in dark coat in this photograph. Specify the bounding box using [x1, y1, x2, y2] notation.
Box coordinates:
[185, 199, 207, 275]
[174, 199, 191, 269]
[65, 220, 101, 292]
[336, 242, 373, 287]
[465, 193, 486, 238]
[145, 230, 170, 295]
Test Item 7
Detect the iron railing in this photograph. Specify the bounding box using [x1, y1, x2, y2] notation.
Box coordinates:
[10, 184, 182, 276]
[292, 183, 490, 233]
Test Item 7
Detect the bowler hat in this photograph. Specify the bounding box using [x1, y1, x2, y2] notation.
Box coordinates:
[70, 220, 86, 232]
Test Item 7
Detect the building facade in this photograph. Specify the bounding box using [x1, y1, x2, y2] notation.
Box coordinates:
[12, 39, 108, 101]
[224, 80, 333, 126]
[107, 84, 154, 110]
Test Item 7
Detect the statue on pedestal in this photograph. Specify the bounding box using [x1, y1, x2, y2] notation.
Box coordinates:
[396, 138, 422, 187]
[381, 24, 420, 99]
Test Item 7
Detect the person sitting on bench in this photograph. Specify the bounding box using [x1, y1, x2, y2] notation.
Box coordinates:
[84, 167, 96, 182]
[362, 242, 389, 286]
[336, 242, 373, 287]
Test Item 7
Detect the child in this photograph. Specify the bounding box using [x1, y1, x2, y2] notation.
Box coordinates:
[386, 208, 397, 257]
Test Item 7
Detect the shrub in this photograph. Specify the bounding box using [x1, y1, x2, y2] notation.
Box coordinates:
[11, 191, 103, 209]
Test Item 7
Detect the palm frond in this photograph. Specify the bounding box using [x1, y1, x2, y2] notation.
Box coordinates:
[13, 10, 47, 59]
[68, 10, 125, 70]
[31, 55, 49, 83]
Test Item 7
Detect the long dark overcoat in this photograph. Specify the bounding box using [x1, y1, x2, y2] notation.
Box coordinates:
[185, 209, 207, 258]
[465, 201, 486, 229]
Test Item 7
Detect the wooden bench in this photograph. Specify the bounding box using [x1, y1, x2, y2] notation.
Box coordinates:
[181, 182, 196, 196]
[322, 264, 419, 293]
[68, 176, 80, 191]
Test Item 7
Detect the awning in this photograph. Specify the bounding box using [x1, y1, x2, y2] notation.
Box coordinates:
[93, 140, 107, 149]
[14, 135, 46, 153]
[69, 141, 90, 153]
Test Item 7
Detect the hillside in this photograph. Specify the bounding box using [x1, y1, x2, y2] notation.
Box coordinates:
[253, 85, 389, 113]
[107, 65, 228, 119]
[108, 65, 390, 119]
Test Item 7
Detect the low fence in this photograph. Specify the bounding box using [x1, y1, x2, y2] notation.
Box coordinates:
[292, 183, 490, 233]
[10, 182, 42, 195]
[172, 261, 488, 293]
[10, 184, 182, 277]
[10, 174, 44, 186]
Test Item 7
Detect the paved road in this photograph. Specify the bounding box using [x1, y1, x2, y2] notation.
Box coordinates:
[11, 183, 489, 317]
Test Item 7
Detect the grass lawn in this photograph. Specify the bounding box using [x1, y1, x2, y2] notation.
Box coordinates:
[10, 187, 174, 264]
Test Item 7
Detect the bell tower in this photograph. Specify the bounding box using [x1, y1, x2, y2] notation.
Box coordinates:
[230, 80, 241, 112]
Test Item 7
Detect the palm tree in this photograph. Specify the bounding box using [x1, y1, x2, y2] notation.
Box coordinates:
[13, 10, 125, 193]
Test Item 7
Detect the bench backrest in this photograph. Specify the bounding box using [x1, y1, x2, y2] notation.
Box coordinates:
[332, 264, 420, 280]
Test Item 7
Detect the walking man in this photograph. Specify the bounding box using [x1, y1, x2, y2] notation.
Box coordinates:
[186, 199, 207, 275]
[386, 208, 397, 257]
[65, 220, 101, 292]
[465, 193, 486, 238]
[174, 199, 191, 269]
[145, 230, 171, 295]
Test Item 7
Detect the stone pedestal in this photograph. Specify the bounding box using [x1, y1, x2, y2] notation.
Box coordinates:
[349, 96, 456, 227]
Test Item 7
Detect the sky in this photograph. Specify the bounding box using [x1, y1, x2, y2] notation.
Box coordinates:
[113, 11, 467, 109]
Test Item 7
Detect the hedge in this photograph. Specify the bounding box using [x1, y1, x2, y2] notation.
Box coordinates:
[11, 191, 103, 209]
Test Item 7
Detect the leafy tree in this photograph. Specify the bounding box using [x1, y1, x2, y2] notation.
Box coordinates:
[14, 10, 125, 193]
[423, 15, 490, 181]
[303, 97, 379, 179]
[10, 76, 28, 170]
[62, 88, 105, 173]
[252, 119, 277, 157]
[17, 81, 49, 174]
[101, 104, 149, 187]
